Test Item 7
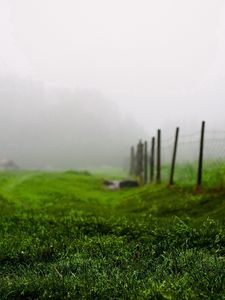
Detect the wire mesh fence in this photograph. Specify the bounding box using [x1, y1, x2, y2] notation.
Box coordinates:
[130, 122, 225, 189]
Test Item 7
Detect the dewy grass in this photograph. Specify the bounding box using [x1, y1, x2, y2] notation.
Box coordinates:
[0, 170, 225, 299]
[161, 161, 225, 189]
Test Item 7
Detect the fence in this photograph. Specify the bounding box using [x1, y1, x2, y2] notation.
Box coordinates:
[129, 121, 225, 190]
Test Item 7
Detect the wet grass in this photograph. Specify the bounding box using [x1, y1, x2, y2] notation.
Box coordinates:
[0, 170, 225, 299]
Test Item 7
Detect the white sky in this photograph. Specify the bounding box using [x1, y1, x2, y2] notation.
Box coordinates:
[1, 0, 225, 132]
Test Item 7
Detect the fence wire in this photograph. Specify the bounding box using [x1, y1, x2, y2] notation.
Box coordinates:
[160, 129, 225, 187]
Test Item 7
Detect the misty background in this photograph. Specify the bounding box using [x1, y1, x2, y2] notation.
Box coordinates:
[0, 0, 225, 169]
[0, 77, 144, 168]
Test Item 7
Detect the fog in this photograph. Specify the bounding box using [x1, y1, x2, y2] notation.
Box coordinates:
[0, 77, 145, 168]
[0, 1, 225, 168]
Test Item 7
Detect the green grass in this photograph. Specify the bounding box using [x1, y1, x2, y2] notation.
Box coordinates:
[161, 161, 225, 189]
[0, 170, 225, 299]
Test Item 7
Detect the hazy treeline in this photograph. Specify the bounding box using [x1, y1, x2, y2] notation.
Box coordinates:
[0, 77, 145, 169]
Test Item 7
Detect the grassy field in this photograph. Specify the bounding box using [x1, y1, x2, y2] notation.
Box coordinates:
[161, 161, 225, 189]
[0, 170, 225, 299]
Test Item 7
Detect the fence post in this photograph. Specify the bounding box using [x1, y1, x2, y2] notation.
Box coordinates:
[144, 141, 148, 184]
[156, 129, 161, 184]
[139, 140, 144, 184]
[136, 140, 143, 181]
[130, 146, 135, 176]
[169, 127, 179, 186]
[196, 121, 205, 190]
[135, 142, 139, 177]
[150, 137, 155, 183]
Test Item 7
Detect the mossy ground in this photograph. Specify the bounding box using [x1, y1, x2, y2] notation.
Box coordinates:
[0, 170, 225, 299]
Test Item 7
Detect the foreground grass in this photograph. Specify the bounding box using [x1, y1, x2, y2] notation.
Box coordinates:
[0, 170, 225, 299]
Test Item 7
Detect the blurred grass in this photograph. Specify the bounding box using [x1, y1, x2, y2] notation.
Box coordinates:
[161, 161, 225, 189]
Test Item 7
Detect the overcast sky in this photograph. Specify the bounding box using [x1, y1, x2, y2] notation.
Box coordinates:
[1, 0, 225, 132]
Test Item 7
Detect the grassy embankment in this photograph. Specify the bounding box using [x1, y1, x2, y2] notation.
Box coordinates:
[0, 169, 225, 299]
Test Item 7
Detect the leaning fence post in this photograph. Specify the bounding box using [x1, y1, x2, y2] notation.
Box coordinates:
[169, 127, 179, 186]
[156, 129, 161, 184]
[144, 141, 148, 184]
[150, 137, 155, 183]
[196, 121, 205, 190]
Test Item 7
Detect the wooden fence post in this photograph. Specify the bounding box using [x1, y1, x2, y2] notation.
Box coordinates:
[144, 141, 148, 184]
[196, 121, 205, 190]
[156, 129, 161, 184]
[136, 140, 143, 180]
[130, 146, 135, 176]
[139, 140, 144, 184]
[150, 137, 155, 183]
[169, 127, 179, 186]
[135, 142, 139, 177]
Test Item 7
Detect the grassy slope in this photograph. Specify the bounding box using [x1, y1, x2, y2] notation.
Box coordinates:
[0, 170, 225, 299]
